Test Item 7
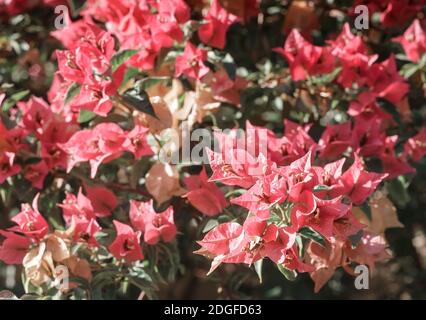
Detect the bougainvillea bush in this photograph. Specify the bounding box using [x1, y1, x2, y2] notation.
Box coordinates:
[0, 0, 425, 300]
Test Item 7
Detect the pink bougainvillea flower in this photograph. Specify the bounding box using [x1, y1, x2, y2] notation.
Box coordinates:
[242, 217, 280, 258]
[58, 188, 96, 224]
[156, 0, 190, 24]
[147, 11, 184, 48]
[290, 189, 317, 216]
[198, 0, 239, 49]
[351, 116, 386, 158]
[336, 154, 388, 205]
[56, 25, 115, 85]
[275, 150, 317, 202]
[129, 200, 147, 232]
[195, 221, 246, 274]
[349, 0, 421, 29]
[328, 22, 378, 87]
[210, 69, 248, 107]
[348, 92, 392, 120]
[274, 29, 334, 81]
[69, 216, 101, 247]
[46, 72, 75, 120]
[17, 96, 53, 136]
[380, 135, 415, 179]
[0, 230, 31, 265]
[380, 0, 422, 29]
[231, 173, 286, 219]
[307, 238, 346, 292]
[54, 24, 125, 117]
[69, 83, 114, 117]
[81, 0, 132, 23]
[55, 50, 87, 85]
[122, 123, 153, 159]
[338, 53, 377, 88]
[129, 199, 177, 245]
[345, 232, 391, 271]
[261, 226, 297, 265]
[243, 121, 286, 165]
[108, 220, 144, 263]
[367, 56, 409, 106]
[0, 0, 39, 15]
[207, 148, 262, 188]
[196, 218, 304, 275]
[281, 246, 315, 273]
[394, 19, 426, 63]
[404, 127, 426, 162]
[328, 23, 368, 59]
[313, 158, 346, 194]
[197, 222, 245, 257]
[41, 142, 69, 169]
[333, 210, 366, 240]
[23, 160, 49, 189]
[60, 122, 126, 178]
[318, 122, 352, 159]
[51, 14, 102, 49]
[0, 93, 5, 107]
[278, 120, 317, 165]
[184, 167, 228, 216]
[11, 194, 48, 241]
[0, 152, 21, 184]
[292, 195, 350, 240]
[175, 42, 210, 80]
[83, 184, 117, 218]
[108, 11, 159, 71]
[70, 63, 125, 117]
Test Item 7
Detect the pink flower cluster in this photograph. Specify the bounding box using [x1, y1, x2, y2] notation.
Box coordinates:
[61, 122, 152, 178]
[197, 119, 393, 290]
[0, 189, 177, 265]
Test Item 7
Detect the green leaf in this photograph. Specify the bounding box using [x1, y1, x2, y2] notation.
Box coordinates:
[120, 67, 142, 90]
[69, 0, 86, 17]
[121, 88, 157, 118]
[91, 270, 118, 288]
[2, 90, 30, 112]
[360, 202, 372, 221]
[111, 49, 138, 72]
[395, 54, 412, 62]
[296, 235, 304, 258]
[386, 177, 411, 208]
[202, 219, 219, 233]
[313, 184, 331, 192]
[277, 264, 297, 281]
[68, 276, 91, 290]
[400, 63, 420, 78]
[223, 53, 236, 80]
[299, 227, 326, 247]
[64, 83, 81, 105]
[140, 77, 170, 90]
[311, 67, 342, 85]
[78, 109, 96, 123]
[254, 260, 263, 283]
